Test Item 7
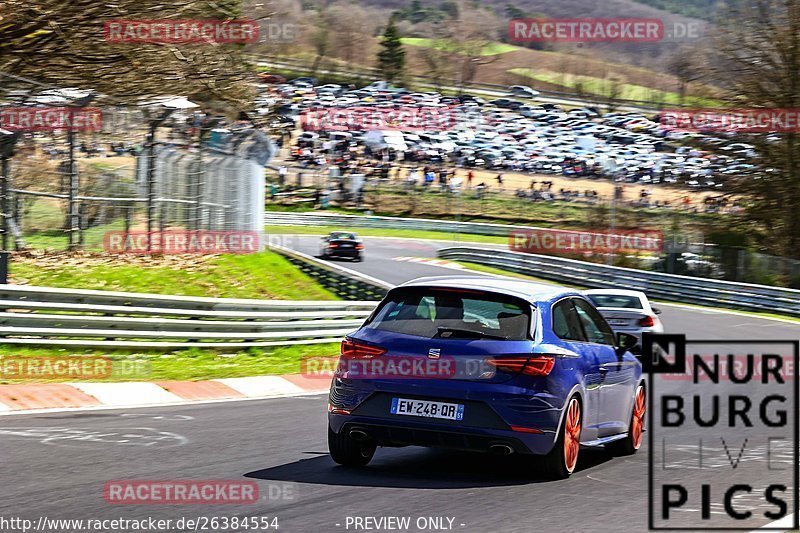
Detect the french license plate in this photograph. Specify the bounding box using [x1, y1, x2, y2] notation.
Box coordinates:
[390, 398, 464, 421]
[608, 319, 630, 326]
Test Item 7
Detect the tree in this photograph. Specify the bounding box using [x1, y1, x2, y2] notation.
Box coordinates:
[604, 76, 624, 112]
[667, 47, 701, 105]
[310, 6, 331, 72]
[328, 3, 374, 67]
[440, 1, 459, 18]
[442, 4, 502, 88]
[0, 0, 257, 110]
[377, 17, 405, 83]
[705, 0, 800, 258]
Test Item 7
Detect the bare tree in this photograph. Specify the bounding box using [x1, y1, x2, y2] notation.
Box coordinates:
[438, 3, 502, 89]
[328, 3, 375, 67]
[667, 47, 701, 105]
[705, 0, 800, 258]
[310, 6, 331, 72]
[0, 1, 259, 110]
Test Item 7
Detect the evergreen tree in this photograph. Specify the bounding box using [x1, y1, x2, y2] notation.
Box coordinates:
[377, 17, 405, 83]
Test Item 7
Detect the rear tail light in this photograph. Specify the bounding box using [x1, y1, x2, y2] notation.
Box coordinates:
[327, 403, 351, 415]
[340, 338, 386, 360]
[356, 244, 364, 250]
[329, 243, 339, 248]
[487, 355, 555, 376]
[638, 315, 656, 327]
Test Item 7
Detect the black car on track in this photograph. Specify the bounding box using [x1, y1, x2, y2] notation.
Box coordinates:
[319, 232, 364, 261]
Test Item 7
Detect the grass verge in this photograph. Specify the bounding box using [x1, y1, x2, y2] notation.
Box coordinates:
[400, 37, 521, 56]
[509, 68, 723, 107]
[9, 250, 337, 300]
[1, 251, 342, 382]
[0, 343, 341, 384]
[264, 224, 509, 245]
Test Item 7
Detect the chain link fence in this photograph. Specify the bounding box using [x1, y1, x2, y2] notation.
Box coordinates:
[1, 87, 272, 255]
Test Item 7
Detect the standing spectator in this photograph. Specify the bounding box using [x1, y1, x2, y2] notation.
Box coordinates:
[278, 165, 288, 186]
[407, 167, 419, 189]
[496, 173, 504, 191]
[467, 170, 474, 189]
[424, 169, 435, 187]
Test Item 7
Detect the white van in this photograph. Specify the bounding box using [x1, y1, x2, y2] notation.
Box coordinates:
[364, 80, 391, 91]
[363, 130, 408, 152]
[329, 132, 353, 142]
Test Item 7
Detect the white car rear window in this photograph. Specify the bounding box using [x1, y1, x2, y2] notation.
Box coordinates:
[587, 294, 644, 309]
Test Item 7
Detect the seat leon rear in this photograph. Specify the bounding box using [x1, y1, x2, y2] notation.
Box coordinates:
[327, 276, 645, 479]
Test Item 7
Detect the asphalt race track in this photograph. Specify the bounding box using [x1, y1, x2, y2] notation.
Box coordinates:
[2, 236, 799, 532]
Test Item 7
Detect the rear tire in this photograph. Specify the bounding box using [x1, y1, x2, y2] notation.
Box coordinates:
[608, 384, 646, 456]
[328, 426, 376, 467]
[539, 396, 581, 480]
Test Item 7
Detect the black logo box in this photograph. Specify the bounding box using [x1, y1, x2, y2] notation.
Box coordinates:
[644, 334, 800, 531]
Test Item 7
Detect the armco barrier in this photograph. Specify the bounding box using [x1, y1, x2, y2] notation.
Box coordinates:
[437, 247, 800, 317]
[265, 211, 549, 237]
[270, 244, 392, 301]
[0, 284, 376, 348]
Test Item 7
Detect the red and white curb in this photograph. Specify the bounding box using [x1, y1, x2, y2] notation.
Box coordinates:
[393, 256, 464, 269]
[0, 375, 331, 415]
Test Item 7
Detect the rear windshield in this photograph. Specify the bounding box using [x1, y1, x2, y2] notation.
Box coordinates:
[330, 232, 356, 240]
[365, 287, 532, 340]
[587, 294, 643, 309]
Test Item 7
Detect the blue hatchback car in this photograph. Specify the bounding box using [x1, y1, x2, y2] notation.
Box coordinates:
[327, 276, 646, 478]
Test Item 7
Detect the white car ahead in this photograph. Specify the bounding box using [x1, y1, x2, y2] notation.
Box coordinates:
[584, 289, 664, 342]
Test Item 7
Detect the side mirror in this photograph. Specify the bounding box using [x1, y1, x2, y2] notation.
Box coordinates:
[652, 307, 663, 315]
[616, 332, 641, 355]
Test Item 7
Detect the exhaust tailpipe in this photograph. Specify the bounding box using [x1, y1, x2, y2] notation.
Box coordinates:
[349, 428, 370, 441]
[489, 444, 514, 455]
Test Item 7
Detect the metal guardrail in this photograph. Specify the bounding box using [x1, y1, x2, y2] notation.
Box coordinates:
[437, 247, 800, 317]
[0, 284, 377, 348]
[270, 244, 392, 301]
[265, 211, 541, 237]
[0, 284, 374, 312]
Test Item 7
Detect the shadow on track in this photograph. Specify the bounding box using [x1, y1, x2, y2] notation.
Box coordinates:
[245, 446, 614, 489]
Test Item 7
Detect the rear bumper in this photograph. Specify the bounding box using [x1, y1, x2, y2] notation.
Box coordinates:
[613, 325, 664, 340]
[328, 386, 563, 455]
[327, 248, 360, 258]
[332, 416, 542, 454]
